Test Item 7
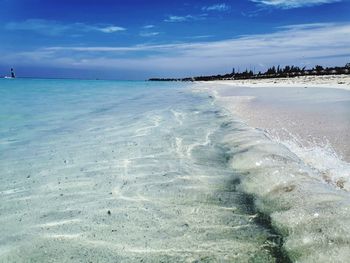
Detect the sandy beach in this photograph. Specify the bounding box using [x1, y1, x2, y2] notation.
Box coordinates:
[210, 74, 350, 91]
[194, 74, 350, 189]
[190, 75, 350, 261]
[195, 75, 350, 156]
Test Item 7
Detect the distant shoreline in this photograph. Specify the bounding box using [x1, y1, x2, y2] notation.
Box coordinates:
[149, 63, 350, 82]
[201, 74, 350, 91]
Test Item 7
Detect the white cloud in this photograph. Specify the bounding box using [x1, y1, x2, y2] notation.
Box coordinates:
[202, 3, 231, 11]
[277, 22, 336, 30]
[164, 15, 192, 22]
[142, 25, 155, 29]
[4, 19, 126, 36]
[164, 14, 207, 22]
[3, 23, 350, 77]
[96, 26, 126, 33]
[188, 35, 214, 39]
[139, 31, 160, 37]
[139, 25, 159, 37]
[250, 0, 342, 9]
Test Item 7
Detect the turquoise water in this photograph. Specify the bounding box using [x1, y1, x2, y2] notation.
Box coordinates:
[0, 79, 278, 262]
[1, 79, 349, 262]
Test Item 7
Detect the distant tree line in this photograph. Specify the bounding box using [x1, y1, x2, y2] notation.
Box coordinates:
[149, 63, 350, 82]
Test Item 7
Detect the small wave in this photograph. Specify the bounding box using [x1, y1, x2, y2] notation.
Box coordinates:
[267, 129, 350, 191]
[218, 119, 350, 262]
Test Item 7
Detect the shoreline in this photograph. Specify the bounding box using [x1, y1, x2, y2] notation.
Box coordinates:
[192, 74, 350, 261]
[193, 74, 350, 162]
[203, 74, 350, 91]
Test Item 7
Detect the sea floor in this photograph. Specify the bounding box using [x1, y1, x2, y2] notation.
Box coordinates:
[1, 79, 281, 262]
[1, 79, 350, 262]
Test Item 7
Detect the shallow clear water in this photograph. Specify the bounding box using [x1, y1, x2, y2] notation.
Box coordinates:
[0, 79, 279, 262]
[1, 79, 350, 262]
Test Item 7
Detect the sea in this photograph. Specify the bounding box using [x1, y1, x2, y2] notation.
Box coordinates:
[1, 79, 349, 262]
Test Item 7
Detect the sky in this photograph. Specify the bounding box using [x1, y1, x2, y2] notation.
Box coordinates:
[0, 0, 350, 80]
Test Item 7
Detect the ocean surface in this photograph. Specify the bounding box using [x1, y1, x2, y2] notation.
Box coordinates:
[1, 79, 349, 262]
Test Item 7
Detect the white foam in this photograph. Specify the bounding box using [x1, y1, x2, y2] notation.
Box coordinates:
[270, 130, 350, 191]
[219, 121, 350, 262]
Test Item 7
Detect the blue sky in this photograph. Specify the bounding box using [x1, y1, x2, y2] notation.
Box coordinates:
[0, 0, 350, 79]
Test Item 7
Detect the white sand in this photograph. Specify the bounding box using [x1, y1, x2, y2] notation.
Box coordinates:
[191, 75, 350, 261]
[193, 74, 350, 189]
[210, 74, 350, 91]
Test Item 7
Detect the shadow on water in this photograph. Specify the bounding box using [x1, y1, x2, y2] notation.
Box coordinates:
[192, 130, 291, 262]
[222, 175, 291, 263]
[206, 114, 292, 262]
[207, 173, 289, 262]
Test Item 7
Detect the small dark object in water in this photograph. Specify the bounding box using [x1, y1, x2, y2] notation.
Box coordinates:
[336, 179, 345, 189]
[283, 185, 296, 192]
[107, 210, 111, 215]
[11, 68, 16, 78]
[26, 175, 30, 179]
